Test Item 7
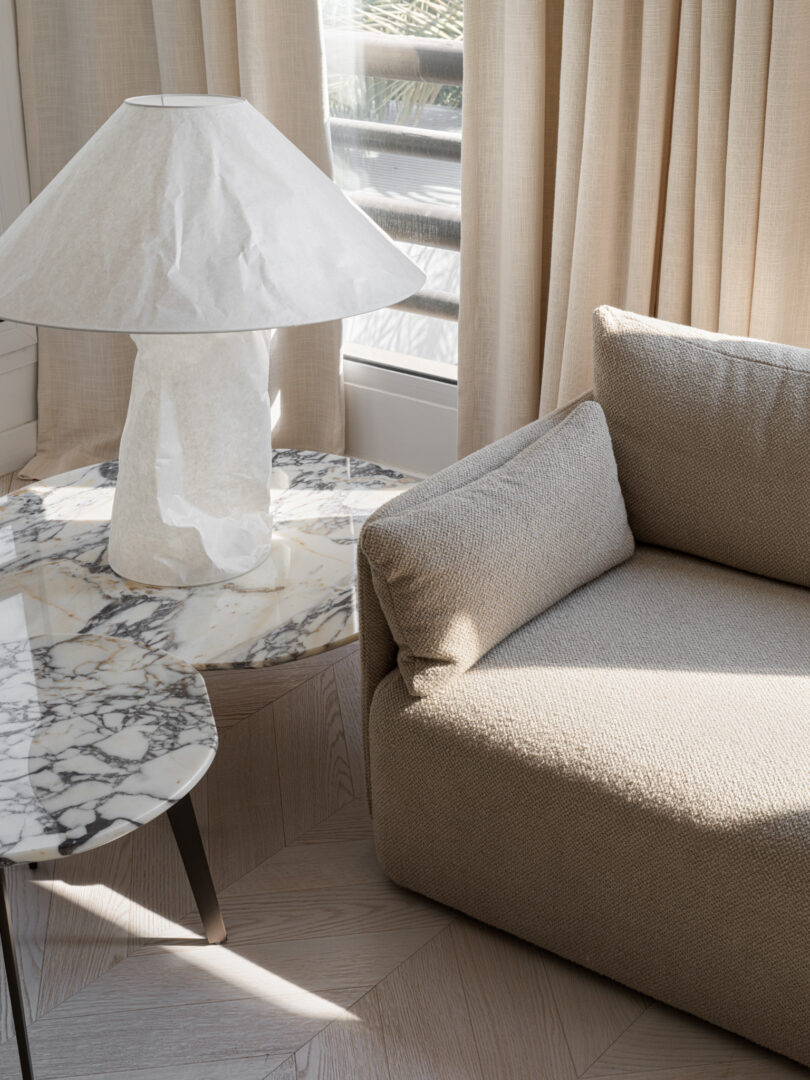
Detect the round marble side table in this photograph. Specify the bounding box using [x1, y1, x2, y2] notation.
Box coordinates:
[0, 450, 412, 669]
[0, 633, 223, 1080]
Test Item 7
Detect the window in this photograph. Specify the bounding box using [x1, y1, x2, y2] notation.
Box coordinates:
[323, 0, 462, 381]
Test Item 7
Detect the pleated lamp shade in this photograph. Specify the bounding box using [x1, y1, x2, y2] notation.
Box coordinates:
[0, 94, 424, 332]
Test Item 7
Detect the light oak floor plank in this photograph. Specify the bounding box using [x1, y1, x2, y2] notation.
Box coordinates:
[50, 926, 448, 1017]
[295, 987, 391, 1080]
[542, 948, 648, 1074]
[291, 797, 374, 845]
[600, 1060, 810, 1080]
[267, 1056, 298, 1079]
[206, 704, 285, 892]
[58, 1054, 289, 1080]
[375, 925, 484, 1080]
[37, 836, 132, 1017]
[155, 879, 450, 952]
[451, 917, 577, 1080]
[0, 989, 369, 1078]
[584, 1003, 775, 1077]
[332, 649, 365, 799]
[274, 668, 355, 843]
[0, 862, 53, 1038]
[203, 642, 359, 727]
[221, 836, 383, 897]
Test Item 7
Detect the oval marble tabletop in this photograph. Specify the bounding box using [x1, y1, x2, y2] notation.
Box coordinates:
[0, 450, 413, 670]
[0, 633, 216, 864]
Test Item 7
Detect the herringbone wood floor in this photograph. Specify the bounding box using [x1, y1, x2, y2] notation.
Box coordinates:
[1, 471, 807, 1079]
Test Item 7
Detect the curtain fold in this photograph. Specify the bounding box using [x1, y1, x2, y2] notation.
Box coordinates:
[459, 0, 810, 457]
[15, 0, 343, 479]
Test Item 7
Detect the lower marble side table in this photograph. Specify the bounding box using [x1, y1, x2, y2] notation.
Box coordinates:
[0, 450, 412, 1078]
[0, 633, 222, 1080]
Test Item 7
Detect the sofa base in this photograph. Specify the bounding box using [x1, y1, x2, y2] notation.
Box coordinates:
[368, 547, 810, 1067]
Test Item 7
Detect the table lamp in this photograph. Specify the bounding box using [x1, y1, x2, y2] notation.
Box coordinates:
[0, 94, 424, 587]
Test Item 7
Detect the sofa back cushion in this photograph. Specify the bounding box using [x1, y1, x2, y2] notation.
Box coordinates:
[593, 306, 810, 588]
[359, 400, 634, 697]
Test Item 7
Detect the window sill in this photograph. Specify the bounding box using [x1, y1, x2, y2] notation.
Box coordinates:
[343, 342, 457, 385]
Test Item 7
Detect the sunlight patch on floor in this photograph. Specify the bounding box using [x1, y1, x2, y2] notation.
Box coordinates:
[39, 879, 360, 1022]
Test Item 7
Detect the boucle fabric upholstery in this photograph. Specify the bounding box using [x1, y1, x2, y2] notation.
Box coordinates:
[359, 402, 633, 696]
[593, 305, 810, 588]
[368, 545, 810, 1065]
[358, 392, 592, 790]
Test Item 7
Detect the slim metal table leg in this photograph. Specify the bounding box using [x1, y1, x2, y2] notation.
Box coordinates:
[166, 794, 227, 945]
[0, 867, 35, 1080]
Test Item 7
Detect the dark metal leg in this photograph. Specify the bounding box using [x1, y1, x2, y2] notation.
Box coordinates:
[167, 794, 227, 945]
[0, 868, 35, 1080]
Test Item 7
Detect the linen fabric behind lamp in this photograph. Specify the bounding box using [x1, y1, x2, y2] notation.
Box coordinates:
[0, 94, 424, 586]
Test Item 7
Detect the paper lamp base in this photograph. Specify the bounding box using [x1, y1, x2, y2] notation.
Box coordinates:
[108, 331, 273, 587]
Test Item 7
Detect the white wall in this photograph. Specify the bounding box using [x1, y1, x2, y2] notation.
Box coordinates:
[0, 0, 36, 474]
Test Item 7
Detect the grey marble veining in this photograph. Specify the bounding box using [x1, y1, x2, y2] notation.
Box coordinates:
[0, 451, 413, 669]
[0, 633, 215, 864]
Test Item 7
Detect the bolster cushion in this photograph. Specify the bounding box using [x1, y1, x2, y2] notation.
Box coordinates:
[593, 305, 810, 588]
[359, 400, 634, 696]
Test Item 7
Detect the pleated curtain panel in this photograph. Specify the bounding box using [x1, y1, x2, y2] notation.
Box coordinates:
[15, 0, 343, 478]
[459, 0, 810, 456]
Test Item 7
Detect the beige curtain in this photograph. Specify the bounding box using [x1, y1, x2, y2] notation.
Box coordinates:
[459, 0, 810, 457]
[16, 0, 343, 479]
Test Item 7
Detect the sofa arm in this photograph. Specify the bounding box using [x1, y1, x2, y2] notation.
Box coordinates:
[359, 390, 598, 797]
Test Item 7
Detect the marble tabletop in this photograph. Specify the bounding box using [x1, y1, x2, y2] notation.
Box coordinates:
[0, 450, 413, 670]
[0, 633, 216, 864]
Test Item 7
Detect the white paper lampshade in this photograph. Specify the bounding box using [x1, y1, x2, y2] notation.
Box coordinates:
[0, 95, 425, 586]
[0, 94, 424, 331]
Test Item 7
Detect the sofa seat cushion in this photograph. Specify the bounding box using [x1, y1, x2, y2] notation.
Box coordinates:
[368, 545, 810, 1063]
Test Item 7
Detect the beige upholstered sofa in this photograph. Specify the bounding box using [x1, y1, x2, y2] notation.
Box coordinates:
[358, 306, 810, 1066]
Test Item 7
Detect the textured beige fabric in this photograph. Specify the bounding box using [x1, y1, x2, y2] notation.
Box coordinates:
[360, 401, 632, 697]
[368, 545, 810, 1065]
[459, 1, 810, 455]
[358, 392, 592, 768]
[593, 305, 810, 589]
[15, 0, 343, 479]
